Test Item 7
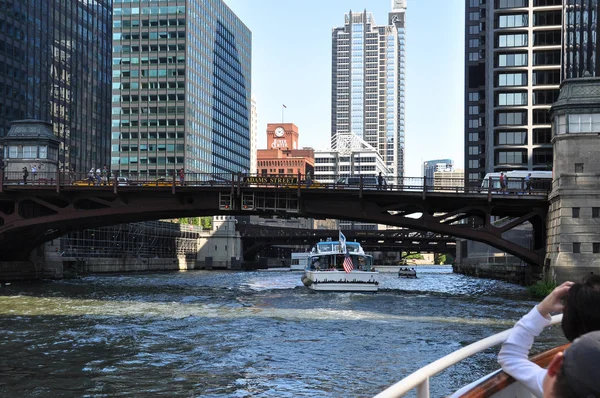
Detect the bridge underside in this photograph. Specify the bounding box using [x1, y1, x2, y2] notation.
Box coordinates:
[0, 186, 547, 265]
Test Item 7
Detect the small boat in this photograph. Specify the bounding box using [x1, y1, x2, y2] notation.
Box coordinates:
[301, 240, 379, 292]
[290, 252, 310, 271]
[398, 267, 417, 278]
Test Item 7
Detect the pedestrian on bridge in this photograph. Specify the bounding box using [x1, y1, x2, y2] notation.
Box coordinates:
[22, 167, 28, 185]
[377, 172, 384, 190]
[305, 170, 312, 188]
[525, 173, 532, 194]
[179, 168, 185, 185]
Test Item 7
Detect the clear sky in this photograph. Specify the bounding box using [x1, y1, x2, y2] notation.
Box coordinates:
[224, 0, 465, 177]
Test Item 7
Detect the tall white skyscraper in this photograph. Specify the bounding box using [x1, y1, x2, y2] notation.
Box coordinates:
[331, 1, 407, 178]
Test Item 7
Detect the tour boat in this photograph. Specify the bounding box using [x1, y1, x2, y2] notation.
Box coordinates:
[398, 267, 417, 278]
[301, 240, 379, 292]
[375, 314, 565, 398]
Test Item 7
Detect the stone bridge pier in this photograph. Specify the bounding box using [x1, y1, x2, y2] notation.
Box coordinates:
[546, 74, 600, 283]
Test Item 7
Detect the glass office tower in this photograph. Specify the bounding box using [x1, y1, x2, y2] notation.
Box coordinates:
[0, 0, 112, 172]
[111, 0, 251, 178]
[331, 1, 407, 178]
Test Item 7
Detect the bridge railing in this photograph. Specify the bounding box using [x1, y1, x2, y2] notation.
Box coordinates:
[0, 170, 551, 196]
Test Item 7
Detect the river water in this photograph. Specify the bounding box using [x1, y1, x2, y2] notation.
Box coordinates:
[0, 266, 566, 398]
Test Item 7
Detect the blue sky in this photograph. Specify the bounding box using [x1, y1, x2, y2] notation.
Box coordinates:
[224, 0, 465, 177]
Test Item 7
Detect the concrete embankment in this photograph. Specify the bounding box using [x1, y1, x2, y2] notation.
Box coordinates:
[452, 262, 532, 285]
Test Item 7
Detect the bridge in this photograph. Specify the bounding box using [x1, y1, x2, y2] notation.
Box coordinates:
[236, 224, 456, 260]
[0, 172, 548, 265]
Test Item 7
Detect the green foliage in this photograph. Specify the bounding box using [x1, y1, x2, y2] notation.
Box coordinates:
[528, 280, 557, 298]
[434, 254, 446, 265]
[403, 252, 424, 260]
[200, 216, 212, 229]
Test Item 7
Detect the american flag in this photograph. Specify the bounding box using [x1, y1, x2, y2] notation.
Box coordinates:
[343, 255, 354, 273]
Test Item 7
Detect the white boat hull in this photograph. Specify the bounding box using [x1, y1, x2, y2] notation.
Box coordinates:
[302, 270, 379, 292]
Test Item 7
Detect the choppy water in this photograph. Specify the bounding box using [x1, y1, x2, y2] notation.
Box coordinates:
[0, 266, 566, 397]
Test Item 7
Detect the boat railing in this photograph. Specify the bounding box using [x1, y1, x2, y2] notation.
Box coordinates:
[374, 314, 563, 398]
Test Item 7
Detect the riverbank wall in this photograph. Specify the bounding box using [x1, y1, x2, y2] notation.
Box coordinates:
[453, 237, 535, 285]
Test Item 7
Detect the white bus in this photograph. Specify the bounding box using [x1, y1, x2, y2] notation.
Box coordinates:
[481, 170, 552, 192]
[290, 252, 310, 271]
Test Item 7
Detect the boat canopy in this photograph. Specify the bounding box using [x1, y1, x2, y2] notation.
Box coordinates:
[314, 241, 363, 254]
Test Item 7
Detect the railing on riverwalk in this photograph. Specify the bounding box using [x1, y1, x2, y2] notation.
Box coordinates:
[0, 170, 551, 196]
[374, 314, 563, 398]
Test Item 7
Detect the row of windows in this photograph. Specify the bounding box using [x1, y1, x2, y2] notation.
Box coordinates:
[113, 69, 185, 78]
[571, 242, 600, 254]
[492, 129, 552, 145]
[114, 94, 186, 102]
[112, 81, 185, 90]
[114, 18, 185, 28]
[112, 106, 186, 115]
[556, 113, 600, 134]
[112, 132, 185, 139]
[113, 56, 185, 65]
[113, 119, 185, 127]
[114, 7, 186, 16]
[111, 157, 185, 165]
[5, 145, 55, 159]
[114, 31, 185, 40]
[497, 92, 527, 106]
[112, 144, 185, 152]
[114, 44, 185, 53]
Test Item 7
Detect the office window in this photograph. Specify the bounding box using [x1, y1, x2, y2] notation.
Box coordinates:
[469, 160, 480, 168]
[496, 131, 527, 145]
[497, 33, 528, 47]
[575, 163, 584, 173]
[533, 50, 560, 66]
[496, 0, 528, 8]
[497, 72, 527, 87]
[533, 70, 560, 86]
[469, 132, 479, 141]
[496, 150, 526, 164]
[469, 39, 479, 48]
[572, 207, 580, 218]
[497, 14, 528, 28]
[468, 146, 481, 155]
[469, 12, 480, 21]
[497, 92, 527, 106]
[594, 243, 600, 254]
[533, 30, 561, 46]
[533, 148, 552, 166]
[468, 172, 480, 181]
[469, 52, 479, 61]
[533, 10, 562, 27]
[593, 207, 600, 218]
[469, 106, 479, 115]
[533, 109, 551, 125]
[497, 53, 528, 67]
[573, 242, 581, 254]
[469, 25, 480, 35]
[533, 128, 551, 144]
[497, 111, 526, 125]
[469, 92, 480, 102]
[533, 89, 559, 105]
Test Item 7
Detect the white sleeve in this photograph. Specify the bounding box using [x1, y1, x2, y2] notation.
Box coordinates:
[497, 306, 552, 398]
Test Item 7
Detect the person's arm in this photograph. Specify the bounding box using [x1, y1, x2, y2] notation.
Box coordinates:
[498, 282, 573, 398]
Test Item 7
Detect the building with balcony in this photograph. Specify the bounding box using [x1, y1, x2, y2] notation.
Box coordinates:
[464, 0, 560, 186]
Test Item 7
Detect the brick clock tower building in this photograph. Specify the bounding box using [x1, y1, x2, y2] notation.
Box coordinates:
[257, 123, 314, 177]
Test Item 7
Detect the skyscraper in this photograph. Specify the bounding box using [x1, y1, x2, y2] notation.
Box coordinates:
[111, 0, 251, 178]
[331, 1, 406, 178]
[562, 0, 600, 79]
[464, 0, 560, 187]
[423, 158, 453, 186]
[0, 0, 112, 172]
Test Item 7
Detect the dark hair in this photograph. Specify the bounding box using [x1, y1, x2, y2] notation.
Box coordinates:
[553, 367, 578, 398]
[561, 274, 600, 341]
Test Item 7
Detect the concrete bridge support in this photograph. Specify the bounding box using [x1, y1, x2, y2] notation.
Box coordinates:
[546, 74, 600, 283]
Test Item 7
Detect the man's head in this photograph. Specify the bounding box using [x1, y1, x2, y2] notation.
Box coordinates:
[543, 330, 600, 397]
[562, 274, 600, 341]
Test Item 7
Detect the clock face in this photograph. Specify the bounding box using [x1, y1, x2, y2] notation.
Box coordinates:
[275, 127, 285, 137]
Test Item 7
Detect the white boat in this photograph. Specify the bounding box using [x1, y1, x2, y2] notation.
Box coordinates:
[375, 314, 565, 398]
[301, 240, 379, 292]
[398, 268, 417, 278]
[290, 252, 310, 271]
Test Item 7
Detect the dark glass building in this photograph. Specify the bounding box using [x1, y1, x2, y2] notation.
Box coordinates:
[464, 0, 561, 187]
[111, 0, 251, 178]
[563, 0, 600, 79]
[0, 0, 112, 172]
